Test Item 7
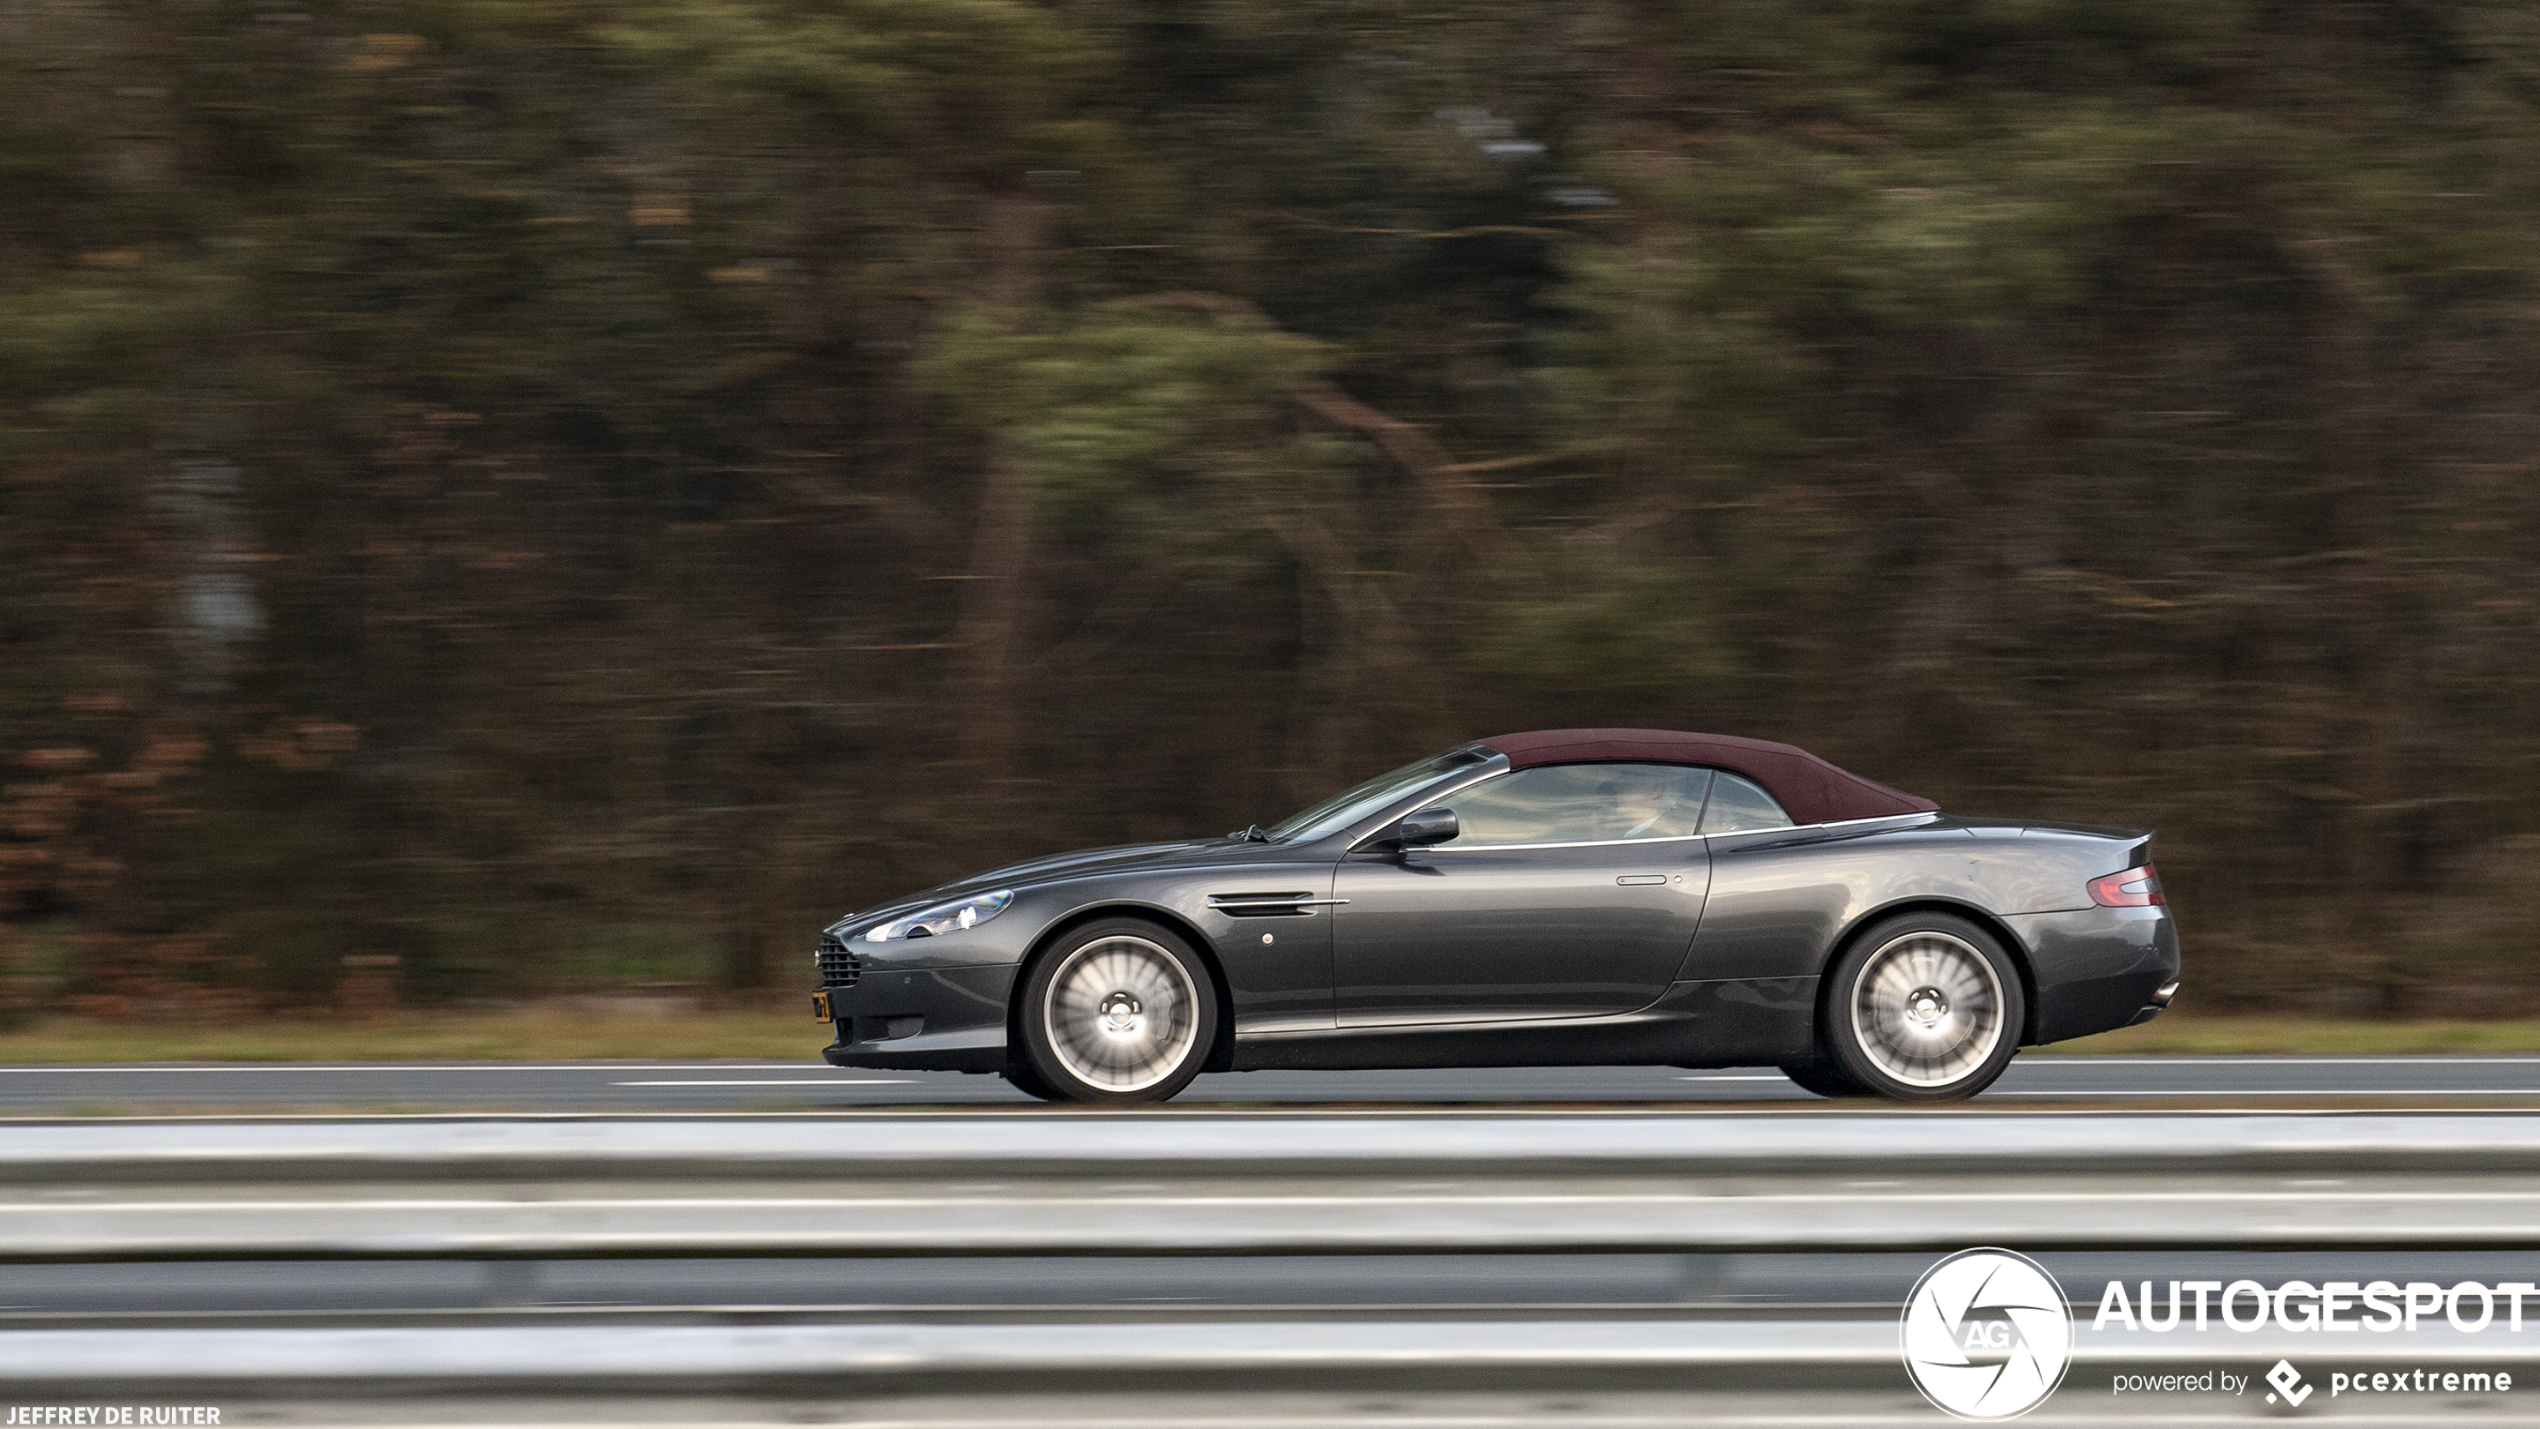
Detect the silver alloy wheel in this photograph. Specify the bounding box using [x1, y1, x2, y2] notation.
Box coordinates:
[1040, 935, 1200, 1093]
[1847, 930, 2004, 1088]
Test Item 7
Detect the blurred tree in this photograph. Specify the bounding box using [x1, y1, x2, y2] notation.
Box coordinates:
[4, 0, 2539, 1016]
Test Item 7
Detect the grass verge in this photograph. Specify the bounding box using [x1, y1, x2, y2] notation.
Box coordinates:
[0, 1003, 824, 1063]
[2037, 1014, 2540, 1055]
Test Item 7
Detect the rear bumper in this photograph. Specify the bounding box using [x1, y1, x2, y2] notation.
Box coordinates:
[2005, 905, 2181, 1045]
[816, 963, 1016, 1073]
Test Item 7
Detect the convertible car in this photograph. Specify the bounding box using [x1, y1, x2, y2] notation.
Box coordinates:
[811, 729, 2179, 1102]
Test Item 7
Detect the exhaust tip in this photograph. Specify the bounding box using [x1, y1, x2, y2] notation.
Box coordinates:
[2151, 980, 2179, 1007]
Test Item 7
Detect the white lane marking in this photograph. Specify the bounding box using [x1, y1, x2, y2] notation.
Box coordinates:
[0, 1064, 862, 1074]
[2, 1055, 2535, 1075]
[2020, 1057, 2540, 1066]
[1677, 1076, 1789, 1082]
[612, 1079, 916, 1087]
[5, 1105, 2538, 1124]
[1990, 1088, 2540, 1097]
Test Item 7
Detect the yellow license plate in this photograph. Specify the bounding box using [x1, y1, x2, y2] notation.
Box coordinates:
[810, 992, 833, 1023]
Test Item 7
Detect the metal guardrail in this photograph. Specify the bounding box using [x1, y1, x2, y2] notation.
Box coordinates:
[4, 1115, 2540, 1261]
[0, 1320, 1899, 1382]
[7, 1115, 2540, 1398]
[4, 1319, 2539, 1389]
[8, 1178, 2540, 1259]
[9, 1112, 2540, 1181]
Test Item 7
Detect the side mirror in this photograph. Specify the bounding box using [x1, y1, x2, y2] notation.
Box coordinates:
[1373, 807, 1459, 851]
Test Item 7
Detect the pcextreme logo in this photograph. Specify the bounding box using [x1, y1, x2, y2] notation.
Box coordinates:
[1902, 1248, 2076, 1420]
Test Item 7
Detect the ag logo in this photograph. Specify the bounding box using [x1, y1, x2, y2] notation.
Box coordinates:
[1901, 1248, 2073, 1420]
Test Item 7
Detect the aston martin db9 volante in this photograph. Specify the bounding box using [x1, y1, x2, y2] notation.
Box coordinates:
[811, 729, 2178, 1102]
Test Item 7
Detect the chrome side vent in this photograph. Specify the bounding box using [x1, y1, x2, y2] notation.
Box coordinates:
[1206, 891, 1349, 918]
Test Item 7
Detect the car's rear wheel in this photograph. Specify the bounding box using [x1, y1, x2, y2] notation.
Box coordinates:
[1778, 1057, 1868, 1098]
[1822, 912, 2023, 1102]
[1017, 918, 1218, 1105]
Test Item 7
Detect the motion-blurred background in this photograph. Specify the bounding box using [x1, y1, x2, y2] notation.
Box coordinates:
[6, 1, 2539, 1024]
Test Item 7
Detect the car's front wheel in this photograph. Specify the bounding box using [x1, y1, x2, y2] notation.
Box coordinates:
[1777, 1057, 1867, 1098]
[1821, 912, 2024, 1101]
[1016, 918, 1219, 1105]
[1001, 1059, 1066, 1102]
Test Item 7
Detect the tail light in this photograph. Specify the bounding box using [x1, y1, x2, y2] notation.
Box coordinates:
[2088, 863, 2164, 908]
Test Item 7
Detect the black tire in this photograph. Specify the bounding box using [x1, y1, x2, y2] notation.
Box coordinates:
[1778, 1057, 1868, 1098]
[1016, 917, 1219, 1105]
[1002, 1059, 1066, 1102]
[1821, 911, 2024, 1102]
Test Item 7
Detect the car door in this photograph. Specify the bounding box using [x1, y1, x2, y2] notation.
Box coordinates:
[1676, 770, 1834, 982]
[1330, 763, 1715, 1026]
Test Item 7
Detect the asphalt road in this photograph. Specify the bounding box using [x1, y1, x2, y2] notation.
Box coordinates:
[3, 1054, 2539, 1113]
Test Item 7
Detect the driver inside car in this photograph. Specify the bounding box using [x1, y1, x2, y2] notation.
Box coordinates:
[1603, 769, 1675, 840]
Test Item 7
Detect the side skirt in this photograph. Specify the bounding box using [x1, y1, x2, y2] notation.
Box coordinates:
[1229, 976, 1817, 1072]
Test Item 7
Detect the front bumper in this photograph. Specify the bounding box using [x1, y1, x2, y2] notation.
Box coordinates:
[816, 963, 1016, 1072]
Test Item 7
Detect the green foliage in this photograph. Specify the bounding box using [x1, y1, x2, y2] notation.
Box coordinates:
[921, 301, 1334, 539]
[5, 0, 2540, 1014]
[1463, 559, 1731, 698]
[568, 923, 728, 985]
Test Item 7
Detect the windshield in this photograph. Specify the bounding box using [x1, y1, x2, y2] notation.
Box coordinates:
[1262, 747, 1495, 844]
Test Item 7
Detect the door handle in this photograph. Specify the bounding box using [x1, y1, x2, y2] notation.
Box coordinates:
[1616, 874, 1667, 886]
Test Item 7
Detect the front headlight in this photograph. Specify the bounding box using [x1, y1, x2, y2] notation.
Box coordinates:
[865, 889, 1013, 943]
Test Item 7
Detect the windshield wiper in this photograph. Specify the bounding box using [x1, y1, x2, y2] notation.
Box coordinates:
[1226, 824, 1270, 842]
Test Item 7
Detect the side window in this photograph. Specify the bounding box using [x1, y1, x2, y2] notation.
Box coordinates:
[1423, 763, 1714, 847]
[1699, 771, 1794, 833]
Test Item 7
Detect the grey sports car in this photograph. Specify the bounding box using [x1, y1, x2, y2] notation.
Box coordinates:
[812, 729, 2179, 1102]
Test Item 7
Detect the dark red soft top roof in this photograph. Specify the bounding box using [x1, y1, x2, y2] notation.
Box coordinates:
[1475, 728, 1938, 826]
